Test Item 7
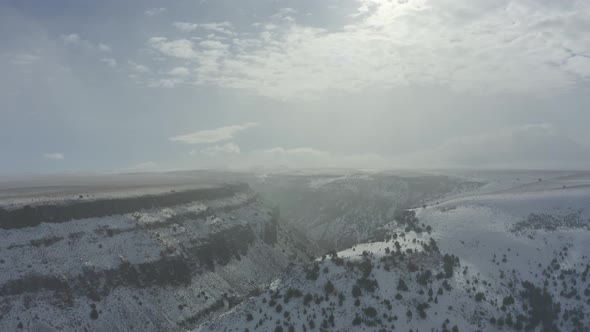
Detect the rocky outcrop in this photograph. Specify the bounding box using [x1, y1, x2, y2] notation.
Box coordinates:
[250, 173, 480, 251]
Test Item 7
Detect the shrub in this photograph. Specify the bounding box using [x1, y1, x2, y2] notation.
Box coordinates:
[397, 279, 409, 291]
[356, 277, 378, 292]
[357, 259, 373, 277]
[417, 302, 429, 319]
[502, 295, 514, 306]
[352, 285, 362, 297]
[520, 281, 559, 331]
[363, 306, 378, 318]
[443, 254, 457, 278]
[324, 281, 335, 294]
[416, 270, 432, 286]
[408, 262, 419, 272]
[475, 292, 485, 302]
[352, 315, 362, 326]
[306, 264, 320, 281]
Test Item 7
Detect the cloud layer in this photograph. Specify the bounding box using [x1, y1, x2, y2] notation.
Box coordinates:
[403, 123, 590, 168]
[43, 153, 65, 160]
[178, 123, 590, 170]
[3, 0, 590, 173]
[137, 0, 590, 100]
[170, 122, 259, 145]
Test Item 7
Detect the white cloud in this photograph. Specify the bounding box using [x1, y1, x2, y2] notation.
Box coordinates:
[61, 33, 108, 52]
[182, 144, 396, 169]
[11, 54, 40, 65]
[199, 40, 229, 50]
[168, 67, 190, 76]
[234, 147, 395, 169]
[61, 33, 81, 44]
[185, 123, 590, 169]
[170, 122, 259, 144]
[43, 153, 65, 160]
[147, 0, 590, 100]
[128, 61, 150, 73]
[147, 77, 184, 88]
[100, 58, 117, 67]
[61, 33, 94, 50]
[197, 143, 242, 156]
[146, 37, 230, 85]
[172, 22, 198, 32]
[148, 37, 198, 59]
[403, 123, 590, 168]
[172, 21, 234, 35]
[98, 43, 111, 52]
[270, 8, 297, 22]
[145, 7, 166, 16]
[260, 147, 326, 158]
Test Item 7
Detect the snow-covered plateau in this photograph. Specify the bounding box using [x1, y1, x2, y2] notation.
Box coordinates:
[1, 170, 590, 332]
[0, 179, 313, 332]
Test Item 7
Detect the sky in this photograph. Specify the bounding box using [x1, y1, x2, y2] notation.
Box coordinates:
[1, 0, 590, 174]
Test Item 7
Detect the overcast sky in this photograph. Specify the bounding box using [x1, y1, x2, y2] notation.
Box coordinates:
[2, 0, 590, 173]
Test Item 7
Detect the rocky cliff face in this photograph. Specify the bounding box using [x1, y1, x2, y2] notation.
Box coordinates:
[0, 183, 311, 332]
[250, 173, 481, 251]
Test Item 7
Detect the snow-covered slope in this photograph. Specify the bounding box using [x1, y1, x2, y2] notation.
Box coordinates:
[199, 172, 590, 332]
[0, 182, 313, 332]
